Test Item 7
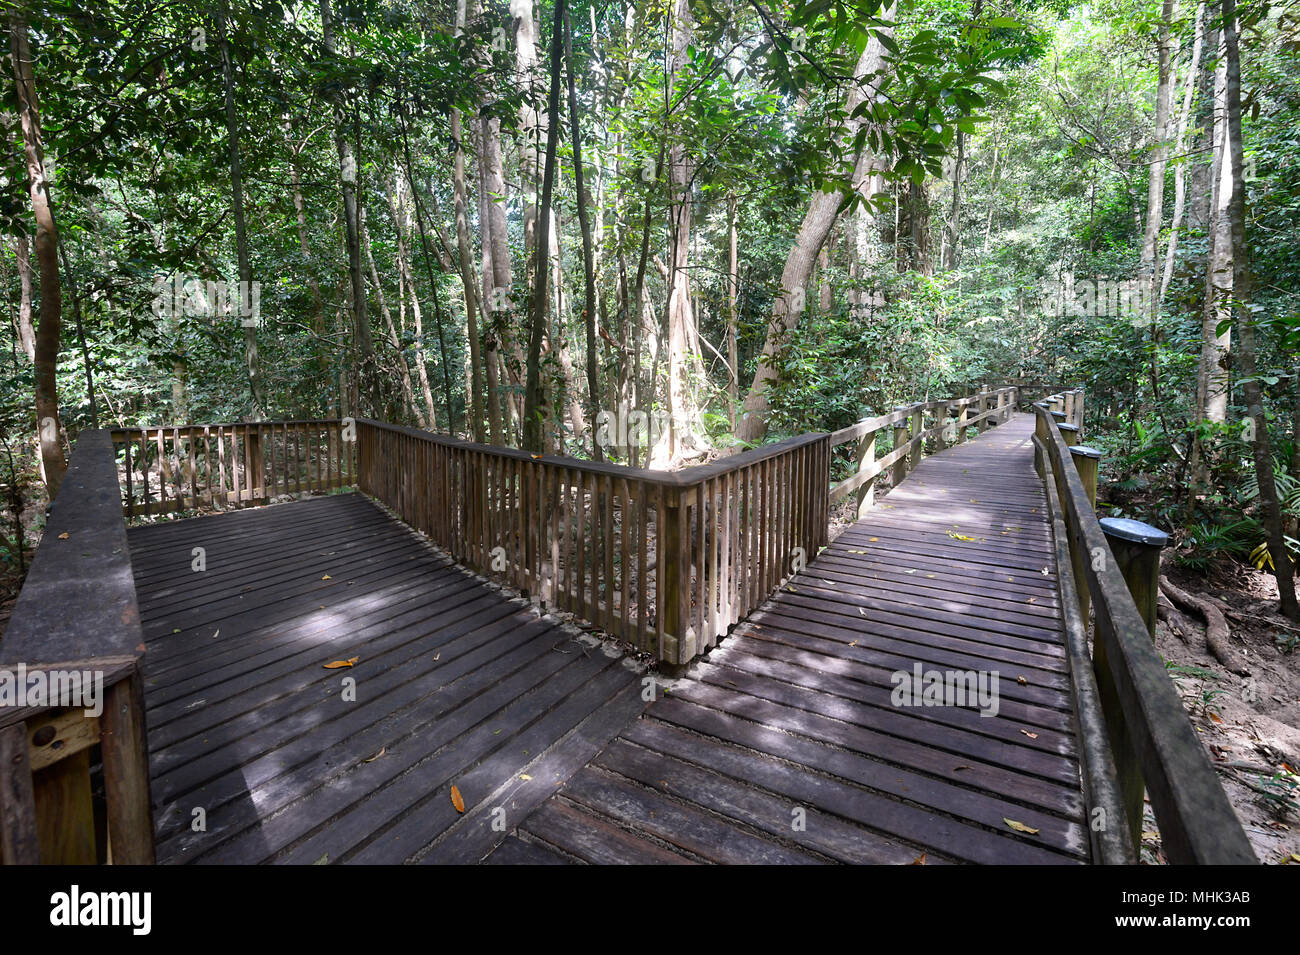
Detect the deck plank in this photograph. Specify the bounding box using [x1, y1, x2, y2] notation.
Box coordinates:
[129, 493, 647, 864]
[498, 413, 1091, 864]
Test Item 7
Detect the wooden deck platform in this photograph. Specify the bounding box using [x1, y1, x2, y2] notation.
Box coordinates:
[489, 413, 1091, 864]
[130, 413, 1088, 864]
[129, 493, 646, 864]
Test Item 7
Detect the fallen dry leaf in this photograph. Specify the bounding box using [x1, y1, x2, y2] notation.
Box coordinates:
[451, 785, 466, 813]
[321, 574, 332, 580]
[323, 656, 358, 669]
[363, 747, 386, 763]
[912, 853, 927, 865]
[1021, 730, 1039, 739]
[57, 532, 70, 540]
[1004, 818, 1040, 835]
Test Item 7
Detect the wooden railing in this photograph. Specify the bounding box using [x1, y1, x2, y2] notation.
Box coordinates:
[0, 431, 154, 864]
[1031, 398, 1256, 864]
[355, 420, 829, 665]
[829, 386, 1018, 514]
[109, 419, 355, 518]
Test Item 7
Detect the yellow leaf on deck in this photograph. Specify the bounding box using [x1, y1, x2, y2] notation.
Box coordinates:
[1016, 675, 1028, 685]
[912, 853, 927, 865]
[1004, 818, 1040, 835]
[1021, 730, 1039, 739]
[363, 747, 386, 763]
[321, 574, 332, 580]
[451, 785, 466, 813]
[323, 657, 358, 669]
[520, 774, 533, 781]
[57, 532, 69, 540]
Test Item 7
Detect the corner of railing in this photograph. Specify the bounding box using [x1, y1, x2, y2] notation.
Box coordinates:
[0, 429, 155, 864]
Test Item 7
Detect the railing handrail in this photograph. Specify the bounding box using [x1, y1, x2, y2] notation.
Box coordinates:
[1032, 401, 1256, 864]
[353, 416, 829, 488]
[1, 430, 143, 667]
[827, 385, 1019, 507]
[0, 429, 155, 865]
[109, 417, 346, 434]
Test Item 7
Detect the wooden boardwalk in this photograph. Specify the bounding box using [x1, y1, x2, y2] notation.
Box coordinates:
[129, 493, 645, 864]
[489, 413, 1091, 864]
[129, 413, 1088, 864]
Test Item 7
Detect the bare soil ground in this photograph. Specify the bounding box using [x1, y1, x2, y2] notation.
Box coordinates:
[1148, 561, 1300, 865]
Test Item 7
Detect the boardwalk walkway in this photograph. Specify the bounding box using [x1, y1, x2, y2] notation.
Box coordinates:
[129, 494, 645, 864]
[490, 413, 1090, 864]
[130, 413, 1086, 864]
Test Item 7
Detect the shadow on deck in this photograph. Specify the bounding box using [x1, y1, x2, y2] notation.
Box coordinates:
[131, 493, 645, 864]
[490, 414, 1090, 864]
[132, 414, 1088, 864]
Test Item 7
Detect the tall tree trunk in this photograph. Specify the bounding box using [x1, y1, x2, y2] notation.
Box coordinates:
[476, 109, 509, 444]
[736, 15, 893, 443]
[1140, 0, 1175, 395]
[726, 194, 739, 429]
[1200, 30, 1232, 424]
[360, 203, 417, 421]
[8, 12, 66, 497]
[320, 0, 379, 414]
[1223, 0, 1298, 619]
[943, 130, 964, 271]
[386, 175, 437, 429]
[11, 231, 35, 362]
[564, 5, 601, 458]
[1159, 1, 1205, 304]
[523, 0, 565, 452]
[217, 3, 264, 416]
[396, 96, 457, 432]
[452, 0, 487, 441]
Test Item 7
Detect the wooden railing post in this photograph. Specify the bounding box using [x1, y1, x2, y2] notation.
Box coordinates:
[1098, 517, 1170, 856]
[1059, 422, 1081, 447]
[246, 425, 265, 501]
[1070, 445, 1101, 507]
[976, 389, 989, 433]
[660, 487, 687, 665]
[100, 667, 155, 864]
[891, 408, 910, 487]
[909, 405, 923, 470]
[854, 428, 876, 518]
[956, 400, 969, 444]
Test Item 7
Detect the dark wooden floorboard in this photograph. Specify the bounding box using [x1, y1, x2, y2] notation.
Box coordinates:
[493, 414, 1091, 864]
[130, 493, 647, 864]
[134, 414, 1092, 865]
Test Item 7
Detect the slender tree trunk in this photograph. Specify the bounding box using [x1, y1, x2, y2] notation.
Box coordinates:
[360, 204, 417, 420]
[726, 194, 739, 429]
[385, 175, 437, 429]
[1160, 2, 1205, 304]
[523, 0, 565, 452]
[8, 12, 66, 497]
[320, 0, 379, 414]
[564, 5, 601, 458]
[1224, 0, 1298, 618]
[1200, 31, 1232, 424]
[452, 0, 486, 441]
[217, 3, 265, 415]
[11, 231, 34, 362]
[1140, 0, 1175, 395]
